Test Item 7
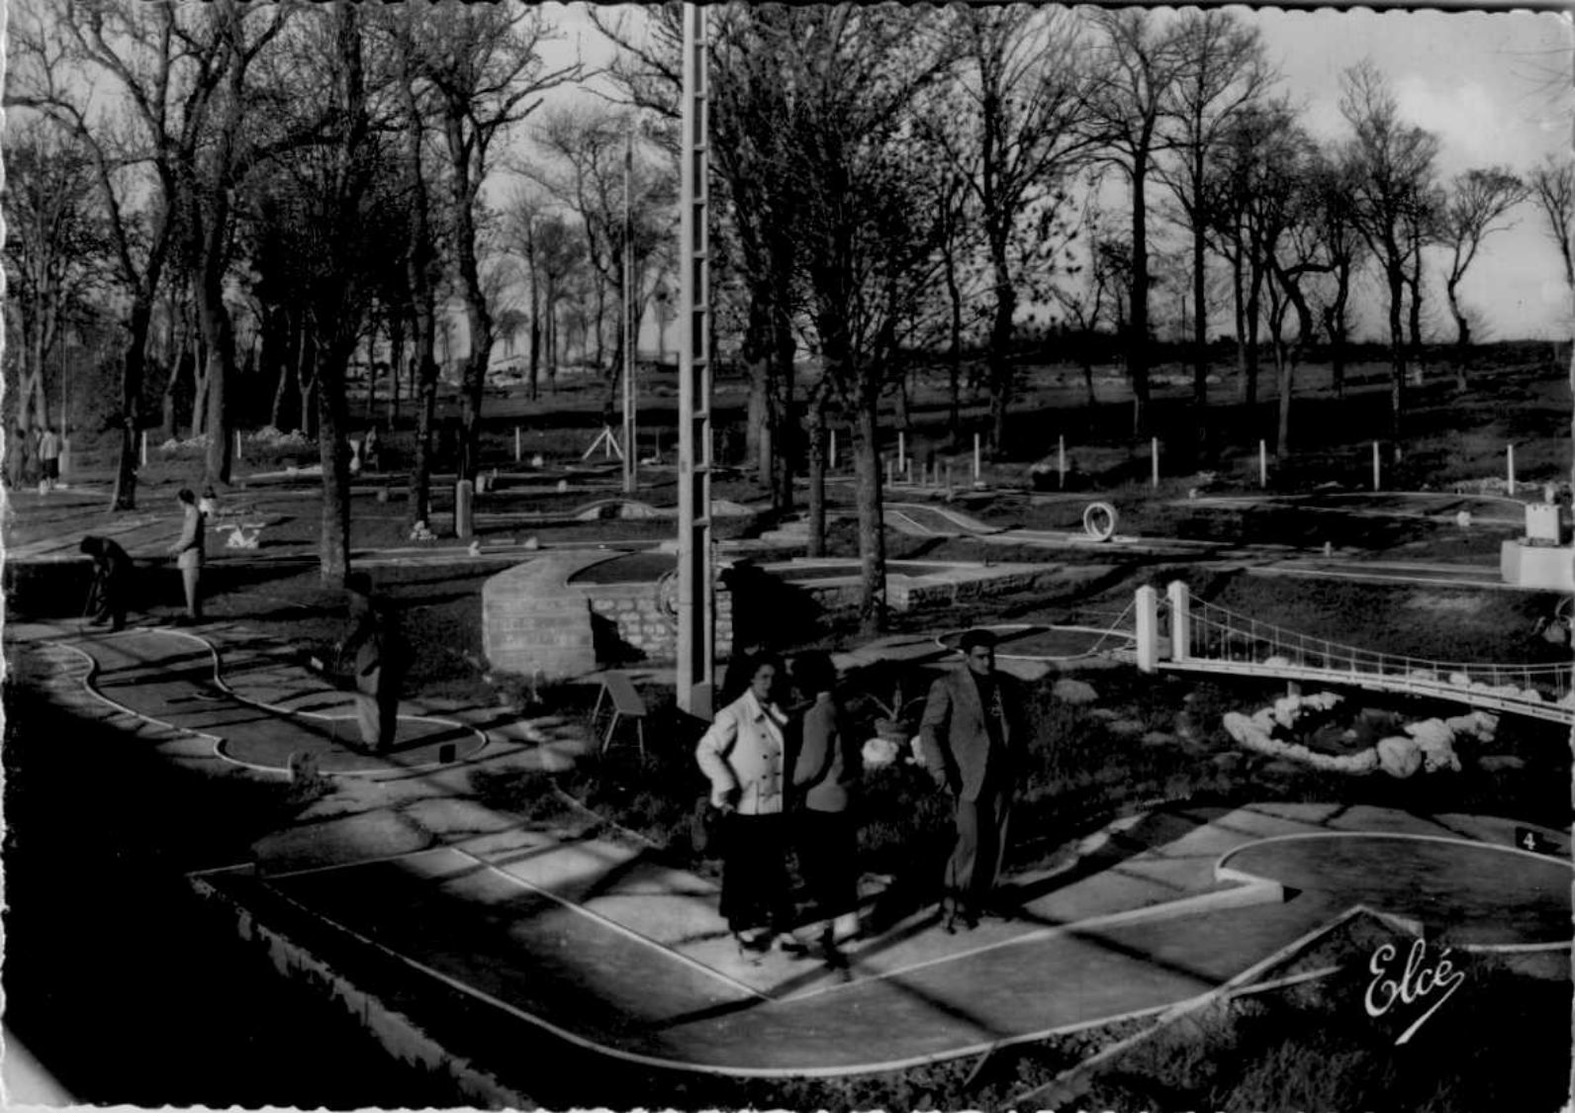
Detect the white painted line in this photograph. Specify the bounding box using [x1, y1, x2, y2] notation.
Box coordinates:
[780, 875, 1281, 1004]
[452, 846, 766, 1001]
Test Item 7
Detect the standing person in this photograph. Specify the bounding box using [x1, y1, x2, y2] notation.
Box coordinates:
[789, 650, 862, 954]
[362, 424, 382, 472]
[695, 650, 796, 953]
[7, 428, 27, 489]
[167, 486, 206, 623]
[80, 535, 135, 631]
[919, 628, 1022, 932]
[337, 573, 407, 754]
[36, 424, 61, 494]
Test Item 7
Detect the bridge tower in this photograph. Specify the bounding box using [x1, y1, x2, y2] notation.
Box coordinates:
[675, 3, 714, 718]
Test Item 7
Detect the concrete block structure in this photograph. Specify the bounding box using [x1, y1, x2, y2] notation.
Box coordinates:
[481, 551, 733, 682]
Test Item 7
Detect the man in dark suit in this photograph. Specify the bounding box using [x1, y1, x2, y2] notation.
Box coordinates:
[919, 628, 1021, 931]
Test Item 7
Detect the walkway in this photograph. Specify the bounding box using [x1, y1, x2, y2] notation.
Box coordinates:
[5, 619, 1569, 1087]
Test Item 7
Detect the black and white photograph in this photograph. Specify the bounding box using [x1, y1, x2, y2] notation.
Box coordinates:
[2, 0, 1572, 1110]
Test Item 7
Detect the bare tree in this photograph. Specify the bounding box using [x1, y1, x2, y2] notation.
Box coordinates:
[1082, 8, 1188, 435]
[925, 4, 1091, 457]
[249, 2, 397, 583]
[1051, 193, 1127, 408]
[405, 3, 583, 485]
[1158, 8, 1274, 458]
[1528, 155, 1574, 291]
[1339, 59, 1440, 442]
[1204, 99, 1299, 411]
[773, 7, 955, 632]
[1439, 167, 1530, 376]
[2, 117, 112, 433]
[1304, 147, 1367, 400]
[710, 6, 810, 512]
[6, 0, 199, 508]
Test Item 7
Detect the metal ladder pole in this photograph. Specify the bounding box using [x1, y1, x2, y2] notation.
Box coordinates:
[676, 3, 714, 718]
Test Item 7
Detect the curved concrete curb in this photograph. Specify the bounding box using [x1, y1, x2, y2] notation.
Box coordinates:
[51, 627, 490, 778]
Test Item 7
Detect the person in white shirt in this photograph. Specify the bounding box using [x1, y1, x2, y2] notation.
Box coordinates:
[695, 650, 795, 953]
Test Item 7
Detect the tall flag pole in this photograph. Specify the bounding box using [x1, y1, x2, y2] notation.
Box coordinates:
[676, 3, 714, 717]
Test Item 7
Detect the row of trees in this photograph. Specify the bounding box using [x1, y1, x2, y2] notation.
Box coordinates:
[6, 2, 1572, 629]
[595, 4, 1572, 629]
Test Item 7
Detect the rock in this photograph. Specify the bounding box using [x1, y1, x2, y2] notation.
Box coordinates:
[1140, 731, 1177, 748]
[1211, 750, 1246, 772]
[1377, 735, 1422, 778]
[1109, 718, 1146, 737]
[1477, 754, 1526, 772]
[1053, 678, 1099, 705]
[1086, 708, 1120, 722]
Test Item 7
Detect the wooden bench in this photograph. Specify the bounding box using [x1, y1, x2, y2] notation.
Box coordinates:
[592, 670, 647, 758]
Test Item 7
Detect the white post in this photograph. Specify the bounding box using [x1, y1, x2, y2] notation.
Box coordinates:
[515, 426, 521, 462]
[829, 429, 837, 471]
[1135, 585, 1159, 673]
[140, 430, 148, 467]
[898, 430, 906, 474]
[235, 430, 243, 463]
[1372, 441, 1380, 491]
[1167, 580, 1191, 663]
[1507, 442, 1516, 496]
[906, 457, 913, 485]
[1151, 437, 1159, 489]
[1058, 434, 1066, 489]
[1259, 440, 1267, 488]
[973, 433, 981, 482]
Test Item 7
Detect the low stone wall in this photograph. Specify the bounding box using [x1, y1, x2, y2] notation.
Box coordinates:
[481, 550, 733, 680]
[584, 579, 734, 665]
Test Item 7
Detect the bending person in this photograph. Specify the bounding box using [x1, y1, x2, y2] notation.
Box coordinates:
[80, 535, 135, 632]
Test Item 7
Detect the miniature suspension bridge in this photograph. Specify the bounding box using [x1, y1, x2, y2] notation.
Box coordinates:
[1134, 582, 1575, 726]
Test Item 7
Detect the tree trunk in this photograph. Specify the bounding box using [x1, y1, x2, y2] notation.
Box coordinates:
[1128, 157, 1152, 436]
[744, 292, 772, 483]
[314, 335, 353, 587]
[986, 249, 1016, 455]
[298, 328, 318, 441]
[852, 396, 888, 635]
[1446, 274, 1470, 391]
[1387, 266, 1407, 442]
[110, 297, 155, 511]
[442, 105, 492, 486]
[364, 314, 379, 424]
[528, 272, 542, 401]
[1191, 208, 1209, 461]
[388, 312, 404, 425]
[770, 290, 796, 514]
[410, 352, 439, 531]
[945, 250, 963, 437]
[807, 392, 827, 559]
[1243, 260, 1262, 410]
[197, 267, 235, 484]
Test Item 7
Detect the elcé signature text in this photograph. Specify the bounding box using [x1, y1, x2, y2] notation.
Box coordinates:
[1364, 938, 1467, 1045]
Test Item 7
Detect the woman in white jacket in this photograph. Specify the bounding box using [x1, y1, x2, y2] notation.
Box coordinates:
[695, 651, 795, 952]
